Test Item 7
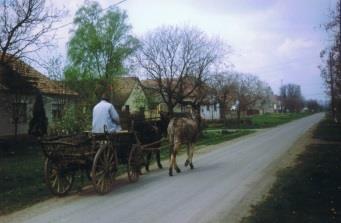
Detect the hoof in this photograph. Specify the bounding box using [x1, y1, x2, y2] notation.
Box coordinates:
[175, 167, 181, 173]
[169, 169, 173, 176]
[184, 160, 190, 167]
[145, 167, 150, 172]
[190, 163, 194, 169]
[158, 164, 163, 169]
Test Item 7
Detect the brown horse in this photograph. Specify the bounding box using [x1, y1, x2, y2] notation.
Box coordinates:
[167, 113, 200, 176]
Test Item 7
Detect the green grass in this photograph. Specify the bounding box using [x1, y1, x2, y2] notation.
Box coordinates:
[241, 119, 341, 223]
[0, 129, 253, 215]
[206, 112, 312, 130]
[0, 145, 50, 215]
[249, 112, 312, 128]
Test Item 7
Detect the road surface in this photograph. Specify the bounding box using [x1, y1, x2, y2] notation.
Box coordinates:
[1, 113, 324, 223]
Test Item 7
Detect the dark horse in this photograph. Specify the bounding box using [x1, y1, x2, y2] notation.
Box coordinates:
[132, 118, 165, 171]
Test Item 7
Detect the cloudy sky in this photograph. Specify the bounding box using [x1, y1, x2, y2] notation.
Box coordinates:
[49, 0, 337, 101]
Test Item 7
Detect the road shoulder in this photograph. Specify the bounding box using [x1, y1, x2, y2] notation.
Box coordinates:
[224, 123, 318, 223]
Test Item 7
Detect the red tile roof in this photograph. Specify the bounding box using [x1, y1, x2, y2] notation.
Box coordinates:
[0, 55, 77, 96]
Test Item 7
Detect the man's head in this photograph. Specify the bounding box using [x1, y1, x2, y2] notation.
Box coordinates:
[101, 92, 110, 101]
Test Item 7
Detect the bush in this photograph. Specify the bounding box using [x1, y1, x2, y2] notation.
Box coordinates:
[49, 105, 91, 135]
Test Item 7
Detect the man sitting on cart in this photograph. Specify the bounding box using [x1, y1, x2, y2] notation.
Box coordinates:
[92, 92, 122, 134]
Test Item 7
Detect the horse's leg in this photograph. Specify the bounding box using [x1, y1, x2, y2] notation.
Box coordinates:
[169, 145, 174, 176]
[145, 151, 152, 172]
[185, 143, 190, 167]
[174, 142, 181, 173]
[189, 143, 194, 169]
[156, 149, 163, 169]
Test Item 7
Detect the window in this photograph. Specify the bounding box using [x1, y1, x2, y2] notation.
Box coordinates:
[52, 103, 64, 121]
[214, 104, 217, 111]
[206, 105, 210, 111]
[12, 102, 27, 123]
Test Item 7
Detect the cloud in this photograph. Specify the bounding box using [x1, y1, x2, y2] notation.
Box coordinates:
[277, 38, 315, 57]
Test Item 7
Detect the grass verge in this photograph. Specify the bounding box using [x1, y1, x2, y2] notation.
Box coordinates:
[0, 129, 253, 216]
[241, 119, 341, 223]
[206, 112, 312, 130]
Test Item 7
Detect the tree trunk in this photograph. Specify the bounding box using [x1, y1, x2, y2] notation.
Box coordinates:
[192, 104, 203, 137]
[167, 103, 175, 117]
[219, 101, 226, 122]
[237, 107, 241, 126]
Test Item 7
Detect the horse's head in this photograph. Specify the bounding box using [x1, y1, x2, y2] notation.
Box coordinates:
[189, 109, 201, 125]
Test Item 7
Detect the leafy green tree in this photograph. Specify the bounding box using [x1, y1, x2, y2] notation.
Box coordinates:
[66, 1, 138, 80]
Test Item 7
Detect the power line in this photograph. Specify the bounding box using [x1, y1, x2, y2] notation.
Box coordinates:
[51, 0, 128, 31]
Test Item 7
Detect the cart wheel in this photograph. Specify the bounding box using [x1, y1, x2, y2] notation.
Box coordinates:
[44, 157, 74, 196]
[91, 144, 116, 194]
[127, 145, 142, 183]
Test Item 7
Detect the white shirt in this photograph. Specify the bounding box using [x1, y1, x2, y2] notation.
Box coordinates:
[92, 100, 122, 133]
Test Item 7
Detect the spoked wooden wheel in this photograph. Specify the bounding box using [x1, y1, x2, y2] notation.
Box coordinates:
[127, 145, 142, 183]
[44, 157, 74, 196]
[91, 144, 117, 194]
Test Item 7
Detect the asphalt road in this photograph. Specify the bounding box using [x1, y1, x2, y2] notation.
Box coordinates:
[1, 113, 324, 223]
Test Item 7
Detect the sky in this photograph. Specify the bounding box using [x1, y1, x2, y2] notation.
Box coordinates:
[47, 0, 338, 101]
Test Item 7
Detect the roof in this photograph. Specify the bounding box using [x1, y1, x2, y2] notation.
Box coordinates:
[141, 78, 212, 102]
[0, 55, 77, 96]
[112, 76, 140, 107]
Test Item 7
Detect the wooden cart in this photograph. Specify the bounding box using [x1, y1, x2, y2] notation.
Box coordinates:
[41, 131, 143, 196]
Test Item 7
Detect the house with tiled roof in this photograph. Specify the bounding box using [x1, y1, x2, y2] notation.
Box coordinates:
[0, 57, 78, 136]
[112, 76, 150, 115]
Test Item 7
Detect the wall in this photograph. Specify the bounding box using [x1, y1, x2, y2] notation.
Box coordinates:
[0, 93, 34, 136]
[200, 103, 220, 120]
[0, 93, 73, 137]
[122, 83, 149, 114]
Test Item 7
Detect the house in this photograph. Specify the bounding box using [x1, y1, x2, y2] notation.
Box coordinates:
[112, 76, 149, 115]
[200, 102, 220, 120]
[141, 78, 221, 120]
[0, 58, 77, 136]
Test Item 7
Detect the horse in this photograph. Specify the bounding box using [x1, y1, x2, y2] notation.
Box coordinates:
[167, 112, 200, 176]
[132, 118, 164, 171]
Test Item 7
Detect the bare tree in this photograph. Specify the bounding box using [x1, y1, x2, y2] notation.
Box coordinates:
[280, 83, 304, 112]
[208, 71, 239, 122]
[0, 0, 64, 63]
[135, 25, 228, 115]
[235, 73, 268, 121]
[321, 0, 341, 122]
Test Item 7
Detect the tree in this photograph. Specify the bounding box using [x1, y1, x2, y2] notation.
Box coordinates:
[135, 25, 227, 115]
[321, 0, 341, 122]
[280, 83, 304, 112]
[29, 92, 48, 137]
[66, 1, 138, 80]
[235, 73, 268, 121]
[306, 99, 321, 112]
[0, 0, 64, 63]
[208, 71, 238, 122]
